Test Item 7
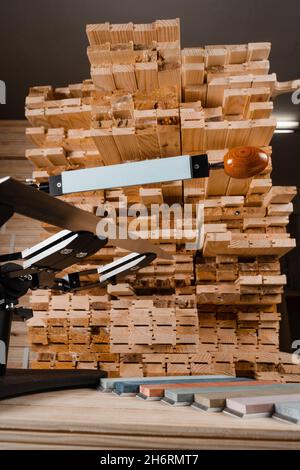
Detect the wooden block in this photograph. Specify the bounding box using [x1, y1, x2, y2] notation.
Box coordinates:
[50, 294, 70, 311]
[69, 311, 89, 327]
[157, 109, 181, 157]
[112, 64, 137, 92]
[248, 118, 276, 147]
[108, 283, 134, 297]
[183, 84, 207, 103]
[205, 47, 227, 68]
[91, 128, 121, 164]
[90, 295, 110, 310]
[135, 63, 159, 92]
[112, 127, 141, 161]
[27, 326, 48, 345]
[109, 23, 134, 44]
[248, 42, 271, 61]
[155, 18, 180, 42]
[91, 66, 115, 91]
[248, 102, 273, 119]
[48, 325, 68, 344]
[268, 203, 293, 216]
[181, 121, 205, 153]
[182, 63, 204, 86]
[140, 188, 163, 205]
[166, 363, 190, 376]
[70, 295, 90, 311]
[228, 45, 248, 64]
[86, 23, 110, 45]
[205, 121, 229, 150]
[119, 363, 143, 377]
[182, 47, 205, 64]
[45, 311, 68, 328]
[133, 23, 156, 44]
[143, 363, 166, 376]
[30, 291, 50, 311]
[223, 88, 250, 116]
[262, 186, 297, 206]
[136, 127, 161, 159]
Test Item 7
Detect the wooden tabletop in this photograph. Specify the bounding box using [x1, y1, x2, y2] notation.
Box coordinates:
[0, 388, 300, 449]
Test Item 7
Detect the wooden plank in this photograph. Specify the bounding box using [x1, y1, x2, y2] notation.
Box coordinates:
[0, 120, 34, 158]
[1, 389, 300, 449]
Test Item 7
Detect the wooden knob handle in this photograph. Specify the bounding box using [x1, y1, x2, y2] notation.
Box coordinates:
[224, 146, 269, 179]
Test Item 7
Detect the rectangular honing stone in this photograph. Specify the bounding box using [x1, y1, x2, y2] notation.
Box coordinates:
[224, 393, 300, 419]
[273, 401, 300, 424]
[99, 374, 229, 392]
[114, 376, 248, 396]
[161, 380, 266, 406]
[138, 378, 254, 400]
[192, 383, 300, 412]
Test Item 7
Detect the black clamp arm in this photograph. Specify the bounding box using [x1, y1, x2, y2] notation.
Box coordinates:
[54, 252, 157, 292]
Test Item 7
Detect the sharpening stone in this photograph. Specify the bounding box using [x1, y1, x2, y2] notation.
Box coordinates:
[98, 374, 229, 392]
[161, 381, 269, 406]
[273, 401, 300, 424]
[192, 383, 300, 412]
[224, 393, 300, 419]
[137, 378, 254, 400]
[113, 376, 249, 396]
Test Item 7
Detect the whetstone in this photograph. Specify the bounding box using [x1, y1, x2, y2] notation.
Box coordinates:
[99, 374, 229, 392]
[224, 393, 300, 419]
[113, 376, 248, 396]
[192, 383, 300, 412]
[162, 381, 271, 406]
[273, 401, 300, 424]
[137, 378, 254, 400]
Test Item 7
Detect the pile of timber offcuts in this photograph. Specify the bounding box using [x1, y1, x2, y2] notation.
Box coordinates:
[24, 18, 299, 382]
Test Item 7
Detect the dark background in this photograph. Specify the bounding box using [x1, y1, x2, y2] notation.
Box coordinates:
[0, 0, 300, 348]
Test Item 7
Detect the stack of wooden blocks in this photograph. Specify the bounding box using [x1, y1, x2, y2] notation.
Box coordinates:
[25, 18, 299, 381]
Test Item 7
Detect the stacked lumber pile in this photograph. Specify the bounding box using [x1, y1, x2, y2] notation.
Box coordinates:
[87, 19, 181, 97]
[24, 18, 298, 381]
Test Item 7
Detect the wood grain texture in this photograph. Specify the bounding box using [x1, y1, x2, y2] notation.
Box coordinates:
[224, 147, 269, 179]
[0, 120, 34, 159]
[0, 389, 300, 449]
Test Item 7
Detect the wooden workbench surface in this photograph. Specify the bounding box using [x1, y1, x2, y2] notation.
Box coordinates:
[0, 388, 299, 449]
